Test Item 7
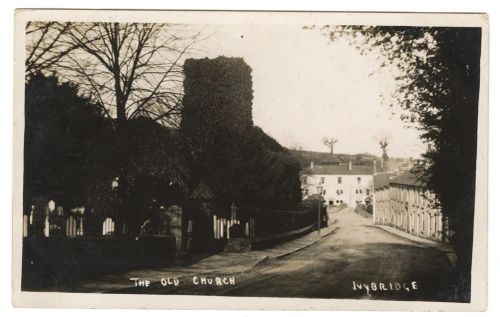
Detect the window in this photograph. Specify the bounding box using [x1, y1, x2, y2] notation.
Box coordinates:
[304, 189, 309, 195]
[366, 189, 370, 196]
[323, 189, 326, 195]
[317, 186, 323, 194]
[329, 200, 333, 206]
[320, 177, 325, 184]
[357, 177, 361, 184]
[337, 177, 342, 184]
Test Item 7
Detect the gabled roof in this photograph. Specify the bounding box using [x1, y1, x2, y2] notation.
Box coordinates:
[373, 173, 394, 190]
[189, 181, 216, 200]
[320, 154, 343, 165]
[389, 170, 425, 187]
[305, 164, 374, 175]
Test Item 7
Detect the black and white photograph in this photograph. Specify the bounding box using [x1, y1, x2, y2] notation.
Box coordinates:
[12, 9, 488, 311]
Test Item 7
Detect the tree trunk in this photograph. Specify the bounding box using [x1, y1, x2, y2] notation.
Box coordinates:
[115, 96, 130, 235]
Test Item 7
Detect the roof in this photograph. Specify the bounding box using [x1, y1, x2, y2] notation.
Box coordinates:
[305, 164, 374, 175]
[320, 154, 343, 165]
[189, 181, 216, 200]
[389, 170, 425, 187]
[373, 173, 394, 190]
[381, 159, 405, 173]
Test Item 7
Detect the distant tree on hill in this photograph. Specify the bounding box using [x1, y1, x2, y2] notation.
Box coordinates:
[321, 137, 338, 155]
[378, 137, 390, 161]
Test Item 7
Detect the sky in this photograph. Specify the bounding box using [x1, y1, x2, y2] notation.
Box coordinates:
[190, 24, 425, 159]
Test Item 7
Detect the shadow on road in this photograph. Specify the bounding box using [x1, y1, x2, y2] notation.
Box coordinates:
[90, 209, 464, 302]
[212, 238, 458, 302]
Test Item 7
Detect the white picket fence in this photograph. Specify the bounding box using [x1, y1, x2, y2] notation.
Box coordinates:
[212, 215, 254, 239]
[23, 199, 111, 238]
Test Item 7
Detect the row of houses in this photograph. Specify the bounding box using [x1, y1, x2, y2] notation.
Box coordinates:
[373, 171, 448, 242]
[301, 156, 448, 242]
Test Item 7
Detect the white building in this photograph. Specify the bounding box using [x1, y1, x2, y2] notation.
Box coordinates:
[373, 170, 448, 242]
[302, 161, 376, 208]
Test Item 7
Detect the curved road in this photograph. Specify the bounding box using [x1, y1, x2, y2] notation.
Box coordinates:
[213, 208, 456, 301]
[118, 208, 457, 302]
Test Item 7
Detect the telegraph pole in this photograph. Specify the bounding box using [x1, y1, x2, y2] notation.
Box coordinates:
[317, 194, 322, 236]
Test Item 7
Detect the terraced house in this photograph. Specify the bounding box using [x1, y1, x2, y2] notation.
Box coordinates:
[373, 170, 449, 242]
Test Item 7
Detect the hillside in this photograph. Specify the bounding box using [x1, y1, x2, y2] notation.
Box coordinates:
[288, 149, 406, 171]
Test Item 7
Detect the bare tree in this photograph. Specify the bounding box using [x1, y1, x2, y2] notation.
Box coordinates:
[322, 137, 338, 155]
[26, 22, 202, 234]
[378, 137, 391, 161]
[25, 22, 77, 79]
[28, 22, 201, 128]
[372, 131, 392, 161]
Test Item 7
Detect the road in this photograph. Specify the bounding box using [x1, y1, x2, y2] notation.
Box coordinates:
[114, 208, 457, 301]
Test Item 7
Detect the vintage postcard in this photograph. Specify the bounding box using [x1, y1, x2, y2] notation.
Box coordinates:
[12, 9, 488, 311]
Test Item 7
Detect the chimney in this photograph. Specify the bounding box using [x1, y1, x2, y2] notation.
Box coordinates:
[348, 161, 352, 171]
[381, 158, 384, 171]
[373, 160, 377, 174]
[310, 161, 314, 169]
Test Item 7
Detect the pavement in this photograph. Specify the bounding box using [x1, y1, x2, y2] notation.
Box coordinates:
[76, 208, 460, 301]
[205, 208, 458, 301]
[373, 224, 454, 253]
[76, 213, 340, 293]
[371, 222, 456, 267]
